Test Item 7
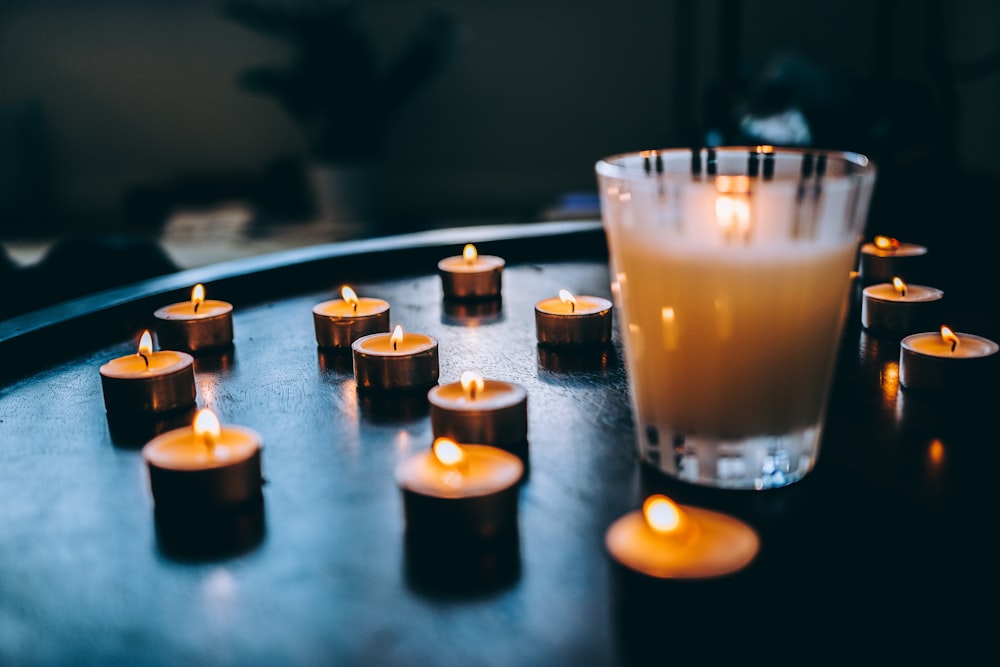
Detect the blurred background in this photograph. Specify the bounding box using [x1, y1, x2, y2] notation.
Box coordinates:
[2, 0, 999, 316]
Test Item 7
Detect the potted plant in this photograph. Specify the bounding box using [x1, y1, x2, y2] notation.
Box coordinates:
[224, 0, 457, 224]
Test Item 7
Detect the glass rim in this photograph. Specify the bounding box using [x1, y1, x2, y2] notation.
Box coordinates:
[595, 145, 875, 180]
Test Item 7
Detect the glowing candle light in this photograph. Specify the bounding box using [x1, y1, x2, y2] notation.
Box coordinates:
[899, 325, 999, 391]
[313, 284, 390, 349]
[395, 437, 524, 539]
[605, 494, 759, 579]
[99, 329, 197, 416]
[858, 235, 928, 285]
[437, 243, 505, 300]
[428, 371, 529, 459]
[861, 275, 944, 335]
[154, 284, 234, 354]
[143, 408, 263, 509]
[352, 324, 440, 392]
[534, 289, 613, 346]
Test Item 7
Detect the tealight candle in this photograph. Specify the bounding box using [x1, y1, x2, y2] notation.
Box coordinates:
[605, 494, 759, 579]
[100, 330, 197, 415]
[428, 371, 528, 459]
[352, 324, 440, 392]
[535, 289, 613, 346]
[899, 325, 999, 391]
[143, 408, 263, 509]
[395, 437, 524, 539]
[858, 235, 928, 284]
[438, 243, 505, 300]
[861, 277, 944, 334]
[153, 284, 234, 354]
[313, 285, 391, 349]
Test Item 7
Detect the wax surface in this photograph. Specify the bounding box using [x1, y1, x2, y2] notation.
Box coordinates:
[355, 331, 436, 355]
[313, 297, 389, 318]
[605, 505, 759, 579]
[535, 296, 612, 316]
[437, 255, 505, 274]
[429, 379, 526, 411]
[860, 242, 927, 258]
[396, 445, 522, 498]
[154, 300, 233, 320]
[615, 239, 856, 436]
[902, 332, 999, 358]
[143, 425, 261, 471]
[99, 351, 193, 379]
[863, 283, 942, 303]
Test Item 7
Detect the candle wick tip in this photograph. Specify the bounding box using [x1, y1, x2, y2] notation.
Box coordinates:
[139, 352, 149, 370]
[951, 340, 957, 353]
[193, 302, 200, 313]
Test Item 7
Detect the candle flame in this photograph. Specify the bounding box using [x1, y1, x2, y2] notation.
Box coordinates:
[756, 144, 774, 154]
[390, 324, 404, 351]
[191, 283, 205, 305]
[892, 277, 907, 296]
[874, 235, 900, 251]
[643, 495, 684, 533]
[432, 437, 464, 467]
[642, 495, 701, 544]
[341, 285, 359, 312]
[940, 325, 959, 352]
[714, 175, 751, 237]
[558, 289, 578, 313]
[193, 408, 221, 449]
[463, 243, 478, 264]
[138, 330, 153, 357]
[460, 370, 486, 400]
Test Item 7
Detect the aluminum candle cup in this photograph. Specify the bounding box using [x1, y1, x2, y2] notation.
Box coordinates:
[153, 284, 234, 354]
[535, 290, 613, 346]
[142, 409, 263, 509]
[100, 330, 197, 416]
[313, 286, 390, 349]
[428, 372, 529, 460]
[352, 325, 440, 392]
[396, 438, 523, 540]
[597, 147, 877, 490]
[858, 236, 928, 284]
[861, 279, 943, 335]
[899, 327, 999, 391]
[438, 243, 505, 300]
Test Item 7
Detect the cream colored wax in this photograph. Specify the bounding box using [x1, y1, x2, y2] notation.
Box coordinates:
[615, 239, 856, 437]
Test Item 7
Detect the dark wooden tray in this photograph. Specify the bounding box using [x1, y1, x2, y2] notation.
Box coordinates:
[1, 220, 993, 665]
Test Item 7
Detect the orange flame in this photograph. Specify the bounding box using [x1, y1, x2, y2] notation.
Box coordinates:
[460, 370, 485, 400]
[193, 408, 221, 449]
[642, 494, 700, 544]
[558, 289, 578, 313]
[390, 324, 404, 351]
[432, 437, 464, 467]
[874, 235, 900, 251]
[892, 277, 907, 296]
[138, 330, 153, 357]
[463, 244, 478, 264]
[341, 285, 359, 311]
[940, 325, 959, 352]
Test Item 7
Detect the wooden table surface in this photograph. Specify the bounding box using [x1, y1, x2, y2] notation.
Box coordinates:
[1, 220, 995, 665]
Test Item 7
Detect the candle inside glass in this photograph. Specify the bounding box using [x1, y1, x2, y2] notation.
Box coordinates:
[597, 147, 876, 490]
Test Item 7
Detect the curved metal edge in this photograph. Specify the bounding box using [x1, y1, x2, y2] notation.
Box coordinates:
[1, 220, 606, 384]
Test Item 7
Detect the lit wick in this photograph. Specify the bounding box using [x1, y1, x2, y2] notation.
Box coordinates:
[874, 235, 901, 252]
[460, 370, 485, 400]
[341, 285, 360, 314]
[463, 243, 478, 265]
[892, 276, 907, 297]
[941, 325, 959, 353]
[390, 324, 404, 352]
[191, 283, 205, 314]
[137, 329, 153, 370]
[193, 408, 221, 453]
[558, 289, 577, 314]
